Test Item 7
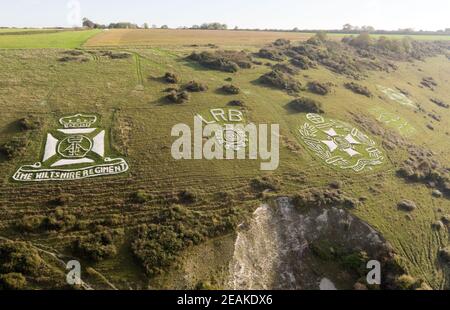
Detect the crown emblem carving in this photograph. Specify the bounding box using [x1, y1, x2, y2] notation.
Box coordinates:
[59, 114, 97, 128]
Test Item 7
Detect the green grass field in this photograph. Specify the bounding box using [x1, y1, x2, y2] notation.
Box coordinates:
[0, 32, 449, 289]
[0, 29, 101, 49]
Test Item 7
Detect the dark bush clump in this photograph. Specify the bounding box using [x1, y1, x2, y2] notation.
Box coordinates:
[397, 200, 417, 212]
[259, 70, 301, 94]
[178, 190, 198, 204]
[290, 55, 317, 70]
[0, 136, 29, 159]
[396, 146, 450, 198]
[166, 90, 190, 104]
[185, 80, 208, 92]
[49, 193, 74, 206]
[19, 208, 77, 233]
[344, 82, 373, 97]
[101, 51, 132, 59]
[257, 48, 285, 61]
[221, 84, 240, 94]
[273, 38, 291, 46]
[228, 100, 245, 107]
[187, 50, 252, 72]
[131, 206, 244, 277]
[18, 115, 42, 131]
[58, 56, 90, 63]
[306, 32, 328, 45]
[288, 97, 324, 113]
[292, 187, 358, 209]
[0, 272, 27, 290]
[250, 176, 281, 192]
[439, 247, 450, 263]
[421, 77, 437, 90]
[0, 241, 45, 276]
[163, 72, 179, 84]
[72, 228, 122, 262]
[430, 98, 449, 109]
[63, 50, 84, 56]
[272, 63, 299, 75]
[132, 190, 150, 203]
[307, 81, 331, 95]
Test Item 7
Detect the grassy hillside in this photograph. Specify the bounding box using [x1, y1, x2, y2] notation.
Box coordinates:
[0, 34, 449, 289]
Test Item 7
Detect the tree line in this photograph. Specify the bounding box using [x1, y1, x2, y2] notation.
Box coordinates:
[81, 18, 450, 35]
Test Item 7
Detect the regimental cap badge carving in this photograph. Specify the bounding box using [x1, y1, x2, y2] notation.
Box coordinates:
[59, 114, 97, 129]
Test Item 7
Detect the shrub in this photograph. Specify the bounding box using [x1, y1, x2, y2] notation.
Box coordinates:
[100, 51, 132, 59]
[257, 48, 285, 61]
[0, 241, 44, 276]
[58, 56, 89, 63]
[18, 115, 41, 131]
[344, 82, 373, 97]
[250, 176, 280, 192]
[346, 33, 372, 49]
[0, 136, 29, 159]
[430, 98, 449, 109]
[307, 81, 331, 95]
[131, 206, 244, 277]
[421, 77, 437, 90]
[132, 224, 189, 277]
[228, 100, 245, 107]
[341, 251, 369, 277]
[306, 32, 327, 45]
[178, 190, 198, 204]
[40, 208, 77, 232]
[166, 90, 190, 103]
[0, 272, 27, 290]
[72, 228, 121, 262]
[273, 38, 290, 46]
[49, 193, 74, 206]
[397, 200, 417, 212]
[163, 72, 179, 84]
[132, 190, 149, 203]
[18, 215, 45, 233]
[441, 214, 450, 225]
[187, 50, 252, 72]
[439, 247, 450, 263]
[288, 97, 324, 113]
[185, 80, 208, 92]
[221, 84, 240, 94]
[63, 50, 84, 56]
[272, 63, 299, 75]
[290, 55, 316, 70]
[259, 70, 301, 93]
[395, 274, 418, 290]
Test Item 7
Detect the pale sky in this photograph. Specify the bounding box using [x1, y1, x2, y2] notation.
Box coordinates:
[1, 0, 449, 31]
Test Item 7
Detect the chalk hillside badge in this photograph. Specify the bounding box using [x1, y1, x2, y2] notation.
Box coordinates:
[298, 113, 385, 172]
[13, 114, 129, 182]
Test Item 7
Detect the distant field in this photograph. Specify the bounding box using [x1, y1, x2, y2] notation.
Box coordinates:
[0, 28, 59, 33]
[85, 29, 450, 47]
[84, 29, 316, 47]
[0, 29, 101, 49]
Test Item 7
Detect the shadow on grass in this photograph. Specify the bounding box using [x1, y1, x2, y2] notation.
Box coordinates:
[1, 120, 22, 135]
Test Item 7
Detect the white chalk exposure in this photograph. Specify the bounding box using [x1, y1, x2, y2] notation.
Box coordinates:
[377, 85, 416, 108]
[43, 133, 58, 162]
[320, 278, 337, 290]
[92, 130, 105, 157]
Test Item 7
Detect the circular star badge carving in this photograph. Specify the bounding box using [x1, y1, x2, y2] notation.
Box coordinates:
[298, 113, 385, 172]
[215, 127, 247, 151]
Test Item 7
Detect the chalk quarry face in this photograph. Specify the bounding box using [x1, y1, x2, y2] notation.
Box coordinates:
[229, 197, 393, 290]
